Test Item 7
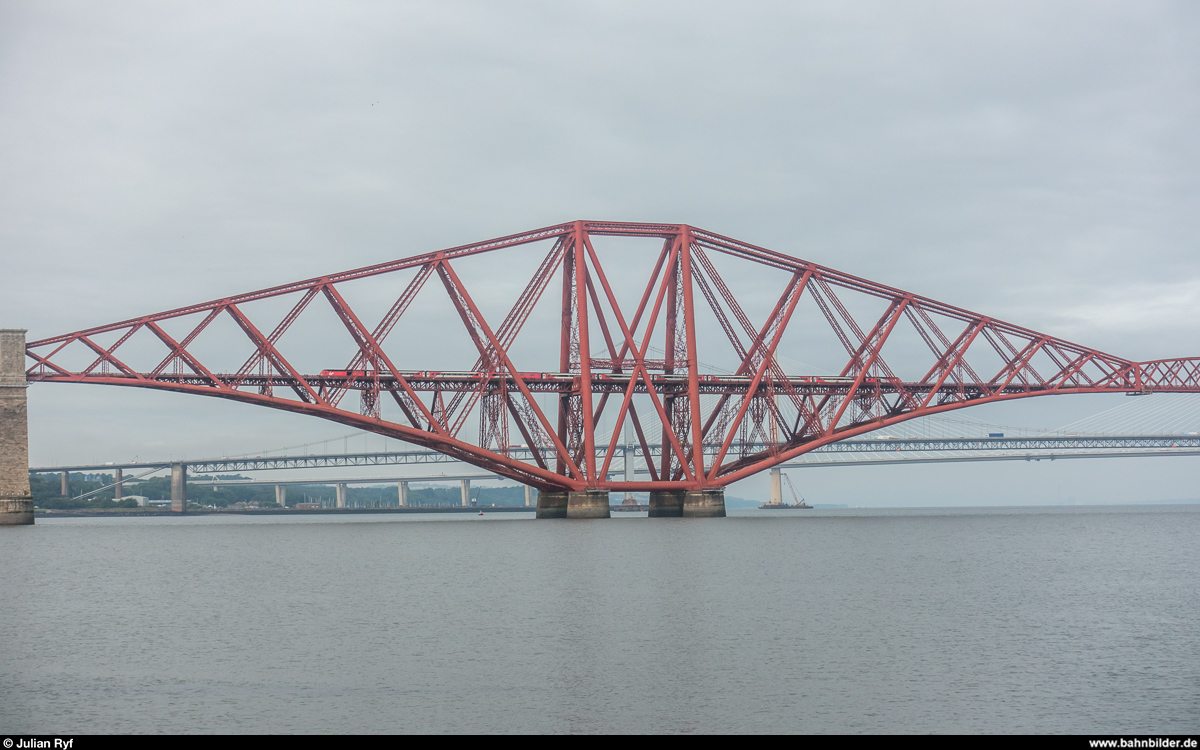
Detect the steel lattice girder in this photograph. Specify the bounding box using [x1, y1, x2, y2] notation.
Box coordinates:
[25, 220, 1200, 492]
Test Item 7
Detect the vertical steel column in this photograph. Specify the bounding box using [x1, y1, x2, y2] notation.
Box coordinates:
[556, 237, 574, 480]
[660, 240, 681, 481]
[678, 226, 705, 482]
[573, 221, 597, 486]
[623, 421, 635, 501]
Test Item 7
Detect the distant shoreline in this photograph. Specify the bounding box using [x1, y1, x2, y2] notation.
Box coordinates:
[33, 498, 1200, 518]
[35, 506, 536, 518]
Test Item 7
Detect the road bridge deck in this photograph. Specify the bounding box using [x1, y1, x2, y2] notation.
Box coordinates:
[32, 435, 1200, 474]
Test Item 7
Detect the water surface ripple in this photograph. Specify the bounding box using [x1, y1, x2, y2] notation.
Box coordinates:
[2, 506, 1197, 733]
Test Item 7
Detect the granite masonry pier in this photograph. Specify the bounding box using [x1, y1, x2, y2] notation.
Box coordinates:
[536, 487, 725, 518]
[681, 489, 726, 517]
[565, 489, 610, 518]
[535, 490, 568, 519]
[534, 490, 612, 518]
[649, 489, 726, 518]
[0, 329, 33, 525]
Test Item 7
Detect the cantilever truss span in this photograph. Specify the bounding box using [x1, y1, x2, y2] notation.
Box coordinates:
[25, 221, 1200, 492]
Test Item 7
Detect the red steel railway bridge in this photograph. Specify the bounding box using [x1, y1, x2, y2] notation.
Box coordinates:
[9, 220, 1200, 520]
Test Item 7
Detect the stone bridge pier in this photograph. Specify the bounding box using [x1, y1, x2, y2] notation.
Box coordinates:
[534, 490, 610, 518]
[536, 487, 726, 518]
[1, 329, 33, 525]
[649, 489, 726, 518]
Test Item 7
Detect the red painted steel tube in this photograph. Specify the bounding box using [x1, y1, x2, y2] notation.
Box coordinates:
[23, 221, 1200, 493]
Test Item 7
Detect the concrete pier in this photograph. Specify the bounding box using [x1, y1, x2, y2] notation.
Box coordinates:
[398, 480, 408, 507]
[648, 489, 725, 517]
[114, 468, 123, 499]
[460, 479, 470, 507]
[567, 490, 610, 518]
[336, 483, 347, 508]
[535, 490, 567, 518]
[61, 470, 69, 497]
[682, 489, 726, 518]
[648, 490, 685, 517]
[770, 467, 783, 505]
[170, 462, 187, 513]
[524, 485, 532, 507]
[535, 489, 611, 518]
[275, 484, 286, 508]
[0, 329, 33, 525]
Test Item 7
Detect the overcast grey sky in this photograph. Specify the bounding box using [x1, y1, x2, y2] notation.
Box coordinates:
[2, 1, 1197, 504]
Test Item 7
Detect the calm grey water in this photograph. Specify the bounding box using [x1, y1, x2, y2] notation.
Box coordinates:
[1, 506, 1197, 734]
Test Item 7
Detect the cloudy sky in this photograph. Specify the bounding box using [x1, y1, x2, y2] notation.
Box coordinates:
[2, 1, 1197, 504]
